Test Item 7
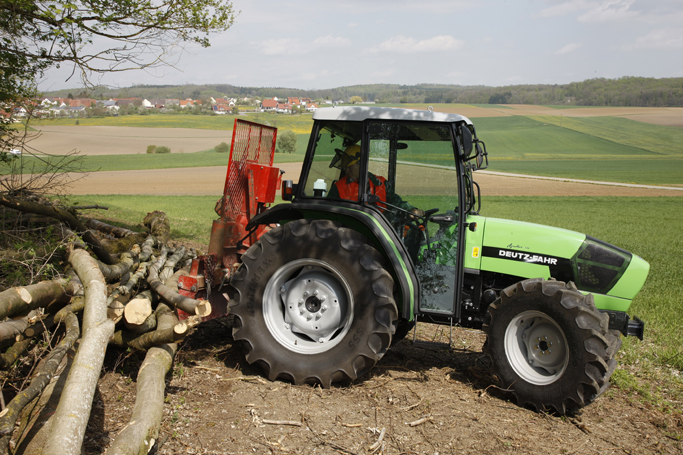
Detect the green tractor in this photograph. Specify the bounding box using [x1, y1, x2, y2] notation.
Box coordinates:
[225, 106, 649, 414]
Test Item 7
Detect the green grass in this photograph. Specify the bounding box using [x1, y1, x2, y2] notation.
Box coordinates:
[65, 195, 220, 245]
[485, 158, 683, 185]
[530, 115, 683, 156]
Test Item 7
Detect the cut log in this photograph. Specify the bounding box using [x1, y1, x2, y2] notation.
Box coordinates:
[43, 247, 116, 454]
[0, 279, 76, 320]
[107, 300, 126, 323]
[125, 310, 157, 335]
[124, 292, 154, 326]
[148, 261, 211, 317]
[0, 313, 32, 343]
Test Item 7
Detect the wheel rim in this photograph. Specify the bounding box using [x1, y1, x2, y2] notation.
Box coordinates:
[504, 310, 569, 385]
[263, 259, 353, 354]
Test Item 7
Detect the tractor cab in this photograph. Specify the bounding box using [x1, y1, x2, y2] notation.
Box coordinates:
[283, 106, 488, 320]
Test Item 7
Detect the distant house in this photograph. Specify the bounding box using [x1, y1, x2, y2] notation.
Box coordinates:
[287, 97, 300, 107]
[69, 98, 94, 108]
[306, 103, 319, 112]
[276, 103, 292, 114]
[179, 99, 200, 108]
[261, 99, 278, 112]
[141, 99, 153, 108]
[213, 104, 229, 113]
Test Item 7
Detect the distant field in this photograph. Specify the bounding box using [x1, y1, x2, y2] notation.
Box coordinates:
[10, 105, 683, 185]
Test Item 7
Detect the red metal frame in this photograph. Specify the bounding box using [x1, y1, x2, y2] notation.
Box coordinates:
[185, 119, 280, 319]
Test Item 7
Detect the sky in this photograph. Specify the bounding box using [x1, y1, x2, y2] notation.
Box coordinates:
[38, 0, 683, 92]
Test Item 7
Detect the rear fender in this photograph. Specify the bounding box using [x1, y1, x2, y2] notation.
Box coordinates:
[247, 202, 418, 321]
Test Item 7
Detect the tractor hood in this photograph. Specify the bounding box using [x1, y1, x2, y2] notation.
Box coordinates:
[473, 217, 650, 311]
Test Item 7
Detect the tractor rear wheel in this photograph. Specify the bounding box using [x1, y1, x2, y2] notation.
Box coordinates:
[229, 219, 398, 387]
[483, 278, 620, 414]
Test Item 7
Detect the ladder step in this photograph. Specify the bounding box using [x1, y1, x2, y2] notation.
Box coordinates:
[412, 340, 451, 350]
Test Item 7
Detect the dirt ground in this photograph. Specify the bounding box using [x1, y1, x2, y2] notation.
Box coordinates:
[26, 126, 230, 156]
[88, 318, 682, 455]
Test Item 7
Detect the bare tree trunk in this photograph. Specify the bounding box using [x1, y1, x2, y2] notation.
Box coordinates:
[43, 248, 115, 455]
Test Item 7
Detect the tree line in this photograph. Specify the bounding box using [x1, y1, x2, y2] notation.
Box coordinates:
[44, 77, 683, 108]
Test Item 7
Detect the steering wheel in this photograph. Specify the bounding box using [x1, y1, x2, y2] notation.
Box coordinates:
[404, 207, 439, 231]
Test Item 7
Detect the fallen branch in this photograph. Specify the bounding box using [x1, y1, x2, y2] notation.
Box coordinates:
[262, 419, 302, 427]
[407, 415, 433, 427]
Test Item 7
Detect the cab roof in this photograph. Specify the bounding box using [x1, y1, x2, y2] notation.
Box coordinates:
[312, 106, 472, 125]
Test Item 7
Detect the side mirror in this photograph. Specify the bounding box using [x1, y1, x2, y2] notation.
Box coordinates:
[475, 141, 488, 170]
[460, 125, 473, 158]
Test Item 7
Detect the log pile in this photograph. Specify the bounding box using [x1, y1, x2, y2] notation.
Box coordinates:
[0, 194, 210, 454]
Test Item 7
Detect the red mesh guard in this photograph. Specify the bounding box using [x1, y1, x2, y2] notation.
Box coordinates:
[223, 119, 277, 218]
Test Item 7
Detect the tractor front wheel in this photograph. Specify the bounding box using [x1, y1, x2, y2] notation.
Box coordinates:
[229, 219, 398, 387]
[483, 278, 621, 414]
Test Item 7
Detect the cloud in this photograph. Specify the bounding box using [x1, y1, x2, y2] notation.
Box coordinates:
[628, 28, 683, 50]
[537, 0, 641, 22]
[537, 0, 592, 18]
[578, 0, 640, 22]
[312, 35, 352, 47]
[556, 42, 583, 54]
[253, 35, 351, 56]
[368, 35, 464, 54]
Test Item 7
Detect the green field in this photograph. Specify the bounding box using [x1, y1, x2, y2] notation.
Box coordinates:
[68, 194, 683, 377]
[17, 107, 683, 185]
